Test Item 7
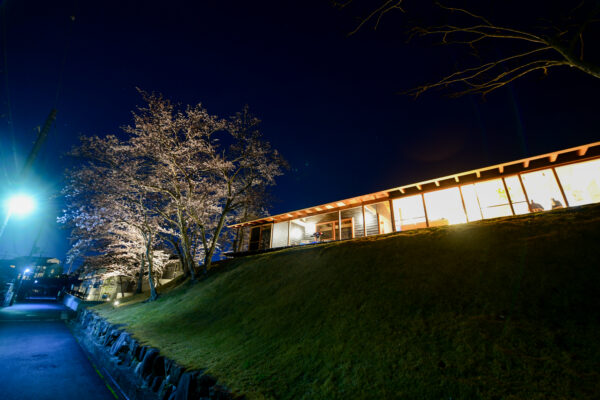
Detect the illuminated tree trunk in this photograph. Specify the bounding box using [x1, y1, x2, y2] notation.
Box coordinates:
[145, 240, 158, 301]
[136, 255, 145, 294]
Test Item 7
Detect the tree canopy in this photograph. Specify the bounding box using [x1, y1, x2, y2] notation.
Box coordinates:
[60, 91, 286, 300]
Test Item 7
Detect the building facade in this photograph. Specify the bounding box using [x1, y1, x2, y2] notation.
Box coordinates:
[231, 142, 600, 252]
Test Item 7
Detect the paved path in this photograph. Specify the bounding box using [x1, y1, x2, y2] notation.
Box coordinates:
[0, 300, 117, 400]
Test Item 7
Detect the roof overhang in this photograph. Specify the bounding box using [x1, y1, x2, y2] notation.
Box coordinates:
[229, 141, 600, 229]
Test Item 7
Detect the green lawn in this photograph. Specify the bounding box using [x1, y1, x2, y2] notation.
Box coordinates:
[94, 204, 600, 399]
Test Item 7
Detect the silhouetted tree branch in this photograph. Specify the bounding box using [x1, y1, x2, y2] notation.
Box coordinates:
[339, 0, 600, 96]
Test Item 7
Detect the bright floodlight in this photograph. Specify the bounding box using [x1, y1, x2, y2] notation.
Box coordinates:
[7, 194, 35, 216]
[24, 268, 31, 273]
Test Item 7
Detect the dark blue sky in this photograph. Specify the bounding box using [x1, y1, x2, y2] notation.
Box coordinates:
[1, 0, 598, 260]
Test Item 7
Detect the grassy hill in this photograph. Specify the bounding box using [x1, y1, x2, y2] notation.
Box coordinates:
[93, 204, 600, 399]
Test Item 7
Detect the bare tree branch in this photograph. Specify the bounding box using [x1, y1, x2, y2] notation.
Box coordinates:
[342, 0, 600, 96]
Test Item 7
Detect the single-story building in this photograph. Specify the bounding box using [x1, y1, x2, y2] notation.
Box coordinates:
[230, 141, 600, 252]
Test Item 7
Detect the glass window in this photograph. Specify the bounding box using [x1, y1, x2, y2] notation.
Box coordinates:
[317, 220, 336, 241]
[260, 225, 272, 249]
[473, 179, 513, 219]
[341, 207, 364, 239]
[392, 195, 427, 231]
[364, 201, 393, 236]
[249, 226, 261, 251]
[336, 218, 354, 240]
[249, 224, 272, 251]
[424, 187, 467, 226]
[555, 159, 600, 206]
[289, 211, 340, 245]
[289, 220, 306, 246]
[460, 185, 483, 222]
[521, 169, 565, 212]
[272, 221, 289, 248]
[504, 176, 530, 215]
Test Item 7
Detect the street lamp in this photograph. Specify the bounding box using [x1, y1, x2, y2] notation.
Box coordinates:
[6, 194, 36, 216]
[0, 193, 36, 239]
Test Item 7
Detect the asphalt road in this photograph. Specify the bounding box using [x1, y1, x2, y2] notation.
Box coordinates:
[0, 299, 118, 400]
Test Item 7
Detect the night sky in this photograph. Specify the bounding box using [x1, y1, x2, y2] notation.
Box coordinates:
[1, 0, 598, 261]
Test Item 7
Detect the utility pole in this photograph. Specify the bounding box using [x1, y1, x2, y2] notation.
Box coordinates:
[21, 109, 57, 179]
[0, 109, 57, 239]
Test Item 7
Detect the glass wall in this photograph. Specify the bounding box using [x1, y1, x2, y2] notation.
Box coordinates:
[423, 187, 467, 226]
[243, 157, 600, 251]
[249, 224, 272, 251]
[271, 221, 289, 248]
[521, 169, 565, 212]
[364, 201, 393, 236]
[289, 211, 340, 245]
[341, 207, 364, 239]
[555, 159, 600, 206]
[289, 220, 306, 246]
[504, 176, 530, 215]
[460, 185, 483, 222]
[392, 195, 427, 231]
[473, 179, 513, 219]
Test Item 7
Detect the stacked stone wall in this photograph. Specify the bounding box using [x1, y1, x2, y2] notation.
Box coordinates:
[72, 308, 242, 400]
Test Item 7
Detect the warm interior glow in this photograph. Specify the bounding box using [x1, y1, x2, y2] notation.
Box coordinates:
[460, 185, 483, 222]
[272, 221, 290, 248]
[521, 169, 565, 212]
[503, 176, 530, 215]
[392, 195, 427, 231]
[556, 159, 600, 206]
[473, 179, 512, 219]
[424, 187, 467, 226]
[291, 227, 303, 241]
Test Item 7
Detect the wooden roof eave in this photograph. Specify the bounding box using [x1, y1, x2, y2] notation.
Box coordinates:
[229, 141, 600, 229]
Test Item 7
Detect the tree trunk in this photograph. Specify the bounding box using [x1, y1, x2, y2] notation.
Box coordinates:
[136, 256, 145, 294]
[146, 243, 158, 301]
[203, 201, 231, 274]
[177, 209, 196, 281]
[170, 238, 187, 277]
[119, 275, 124, 299]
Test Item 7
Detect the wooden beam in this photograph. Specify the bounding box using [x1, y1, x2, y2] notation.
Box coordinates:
[421, 194, 429, 228]
[362, 204, 367, 237]
[389, 199, 396, 232]
[517, 173, 532, 212]
[501, 177, 515, 216]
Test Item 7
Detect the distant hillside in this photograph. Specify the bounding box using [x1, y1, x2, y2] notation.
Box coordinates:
[94, 204, 600, 399]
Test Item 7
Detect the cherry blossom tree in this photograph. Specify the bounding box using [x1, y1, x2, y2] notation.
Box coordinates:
[61, 136, 165, 300]
[123, 92, 286, 275]
[62, 90, 286, 293]
[194, 105, 286, 271]
[121, 90, 227, 280]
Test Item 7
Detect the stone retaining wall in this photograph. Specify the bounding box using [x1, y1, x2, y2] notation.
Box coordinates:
[62, 293, 104, 312]
[71, 308, 243, 400]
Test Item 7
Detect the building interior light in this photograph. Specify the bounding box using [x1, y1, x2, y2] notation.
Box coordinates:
[291, 228, 303, 240]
